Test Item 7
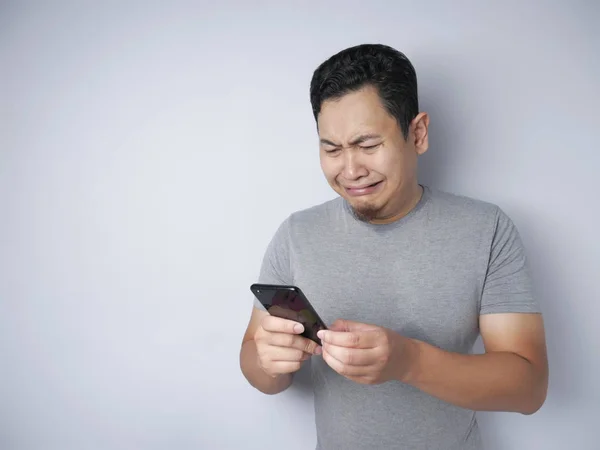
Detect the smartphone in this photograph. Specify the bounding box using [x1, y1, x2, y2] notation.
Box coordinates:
[250, 283, 328, 345]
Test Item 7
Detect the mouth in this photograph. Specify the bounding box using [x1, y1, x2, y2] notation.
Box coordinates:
[344, 181, 383, 197]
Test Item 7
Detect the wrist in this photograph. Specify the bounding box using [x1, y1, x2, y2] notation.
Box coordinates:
[397, 338, 425, 385]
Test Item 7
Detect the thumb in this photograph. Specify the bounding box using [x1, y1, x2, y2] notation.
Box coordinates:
[330, 319, 379, 332]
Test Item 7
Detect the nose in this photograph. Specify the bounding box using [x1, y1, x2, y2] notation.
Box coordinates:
[341, 149, 368, 180]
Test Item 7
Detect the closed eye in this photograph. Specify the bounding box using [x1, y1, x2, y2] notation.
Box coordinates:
[360, 143, 381, 150]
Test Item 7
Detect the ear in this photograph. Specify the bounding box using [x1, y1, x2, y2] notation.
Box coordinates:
[410, 112, 429, 155]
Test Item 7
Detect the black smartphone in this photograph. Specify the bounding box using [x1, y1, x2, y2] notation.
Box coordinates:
[250, 283, 328, 345]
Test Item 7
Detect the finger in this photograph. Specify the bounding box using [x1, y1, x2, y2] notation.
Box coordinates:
[269, 360, 303, 375]
[329, 318, 379, 332]
[265, 346, 306, 362]
[269, 332, 322, 355]
[317, 329, 380, 349]
[262, 315, 304, 335]
[322, 347, 367, 377]
[348, 375, 377, 385]
[322, 343, 374, 366]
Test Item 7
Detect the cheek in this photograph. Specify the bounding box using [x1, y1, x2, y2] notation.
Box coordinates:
[376, 151, 410, 181]
[369, 154, 395, 178]
[320, 157, 340, 183]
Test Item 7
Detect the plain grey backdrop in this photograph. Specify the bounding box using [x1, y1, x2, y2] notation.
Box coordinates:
[1, 1, 599, 449]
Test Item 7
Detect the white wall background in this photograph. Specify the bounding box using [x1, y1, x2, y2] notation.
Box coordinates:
[1, 1, 598, 449]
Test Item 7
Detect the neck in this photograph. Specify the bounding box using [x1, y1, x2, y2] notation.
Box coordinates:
[369, 183, 424, 225]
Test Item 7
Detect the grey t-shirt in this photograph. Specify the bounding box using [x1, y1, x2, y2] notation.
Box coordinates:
[254, 185, 540, 450]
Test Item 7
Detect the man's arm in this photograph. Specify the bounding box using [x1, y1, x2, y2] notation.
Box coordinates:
[239, 307, 294, 395]
[402, 312, 548, 414]
[240, 217, 316, 394]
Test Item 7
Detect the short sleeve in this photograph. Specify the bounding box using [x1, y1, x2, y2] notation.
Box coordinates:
[480, 208, 541, 315]
[252, 217, 294, 310]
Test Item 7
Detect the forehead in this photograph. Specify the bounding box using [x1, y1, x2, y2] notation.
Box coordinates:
[317, 86, 398, 139]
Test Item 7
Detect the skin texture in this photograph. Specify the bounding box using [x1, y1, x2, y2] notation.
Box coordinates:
[240, 85, 548, 414]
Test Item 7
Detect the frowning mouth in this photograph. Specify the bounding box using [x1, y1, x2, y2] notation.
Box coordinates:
[344, 181, 383, 196]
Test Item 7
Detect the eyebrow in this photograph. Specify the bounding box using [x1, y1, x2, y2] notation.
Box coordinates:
[319, 134, 382, 147]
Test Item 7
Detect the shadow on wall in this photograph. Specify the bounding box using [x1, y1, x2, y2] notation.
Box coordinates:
[416, 60, 469, 189]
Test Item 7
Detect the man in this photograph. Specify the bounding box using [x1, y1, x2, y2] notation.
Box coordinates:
[239, 43, 548, 450]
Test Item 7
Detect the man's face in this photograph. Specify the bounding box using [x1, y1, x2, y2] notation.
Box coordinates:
[317, 86, 428, 222]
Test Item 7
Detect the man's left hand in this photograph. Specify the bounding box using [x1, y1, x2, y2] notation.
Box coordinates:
[317, 319, 418, 385]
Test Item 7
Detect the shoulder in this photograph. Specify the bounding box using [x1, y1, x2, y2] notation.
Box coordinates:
[426, 186, 506, 229]
[266, 197, 343, 249]
[427, 186, 499, 216]
[266, 197, 341, 247]
[285, 196, 344, 232]
[426, 187, 527, 256]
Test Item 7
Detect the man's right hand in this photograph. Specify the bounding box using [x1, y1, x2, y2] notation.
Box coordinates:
[254, 315, 322, 378]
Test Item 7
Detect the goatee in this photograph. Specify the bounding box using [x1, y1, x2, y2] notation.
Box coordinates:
[350, 204, 382, 222]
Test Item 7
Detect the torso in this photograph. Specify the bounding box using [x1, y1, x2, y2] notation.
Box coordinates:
[285, 186, 496, 449]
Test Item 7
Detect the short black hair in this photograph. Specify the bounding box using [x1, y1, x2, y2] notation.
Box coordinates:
[309, 43, 419, 140]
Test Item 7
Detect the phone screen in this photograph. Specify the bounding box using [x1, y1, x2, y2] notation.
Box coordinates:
[251, 285, 327, 344]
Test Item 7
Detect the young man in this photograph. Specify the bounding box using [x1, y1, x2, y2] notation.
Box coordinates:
[239, 43, 548, 450]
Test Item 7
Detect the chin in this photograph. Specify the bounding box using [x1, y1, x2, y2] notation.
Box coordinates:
[349, 201, 383, 222]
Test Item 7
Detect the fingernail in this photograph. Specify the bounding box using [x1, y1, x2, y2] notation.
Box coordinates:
[315, 346, 322, 355]
[317, 330, 326, 340]
[294, 323, 304, 333]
